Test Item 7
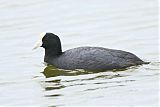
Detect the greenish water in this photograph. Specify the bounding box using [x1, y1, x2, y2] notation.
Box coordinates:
[0, 0, 159, 106]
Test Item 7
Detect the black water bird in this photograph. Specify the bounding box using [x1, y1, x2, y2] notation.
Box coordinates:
[34, 32, 149, 71]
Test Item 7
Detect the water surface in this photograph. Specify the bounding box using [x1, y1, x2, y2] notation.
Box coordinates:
[0, 0, 159, 106]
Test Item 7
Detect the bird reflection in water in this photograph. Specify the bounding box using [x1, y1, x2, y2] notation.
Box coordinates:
[41, 65, 130, 107]
[42, 65, 105, 78]
[42, 65, 92, 100]
[42, 65, 128, 78]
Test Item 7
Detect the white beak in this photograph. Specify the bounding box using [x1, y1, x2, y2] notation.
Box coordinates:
[33, 32, 46, 50]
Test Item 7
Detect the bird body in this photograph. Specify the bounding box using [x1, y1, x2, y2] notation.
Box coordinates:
[46, 46, 146, 70]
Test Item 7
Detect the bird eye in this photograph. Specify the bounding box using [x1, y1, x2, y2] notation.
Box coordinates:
[42, 36, 48, 41]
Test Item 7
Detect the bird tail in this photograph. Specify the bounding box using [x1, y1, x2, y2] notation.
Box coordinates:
[142, 61, 150, 64]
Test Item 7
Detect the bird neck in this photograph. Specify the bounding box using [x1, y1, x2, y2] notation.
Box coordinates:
[44, 47, 62, 62]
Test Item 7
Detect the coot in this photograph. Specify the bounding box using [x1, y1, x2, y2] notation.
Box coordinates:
[34, 32, 148, 71]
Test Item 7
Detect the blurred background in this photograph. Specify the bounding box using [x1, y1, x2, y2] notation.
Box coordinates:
[0, 0, 159, 106]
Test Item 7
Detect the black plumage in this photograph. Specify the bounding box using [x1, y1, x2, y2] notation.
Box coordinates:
[40, 33, 149, 71]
